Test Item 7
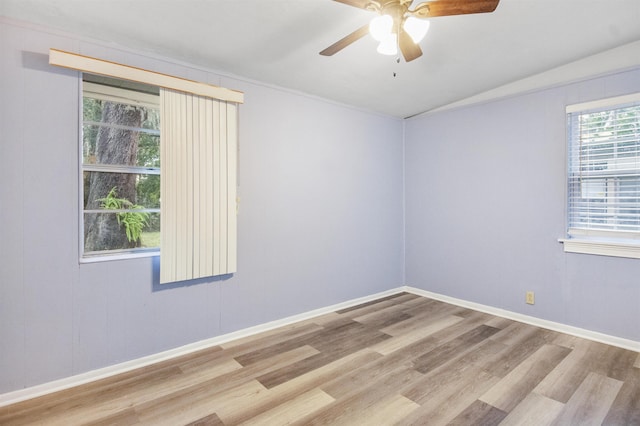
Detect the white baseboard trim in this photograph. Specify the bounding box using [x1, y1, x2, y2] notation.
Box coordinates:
[0, 287, 402, 407]
[3, 285, 638, 407]
[403, 286, 640, 352]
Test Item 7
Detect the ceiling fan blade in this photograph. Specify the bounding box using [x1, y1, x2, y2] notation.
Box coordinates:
[320, 24, 370, 56]
[399, 30, 422, 62]
[332, 0, 373, 10]
[411, 0, 499, 18]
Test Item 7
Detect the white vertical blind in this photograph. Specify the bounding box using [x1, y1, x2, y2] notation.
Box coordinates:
[161, 88, 238, 283]
[567, 95, 640, 237]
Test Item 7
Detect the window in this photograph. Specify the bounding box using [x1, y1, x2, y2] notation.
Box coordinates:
[563, 93, 640, 258]
[81, 76, 161, 259]
[51, 48, 242, 281]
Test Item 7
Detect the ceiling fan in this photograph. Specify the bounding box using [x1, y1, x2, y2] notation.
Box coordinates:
[320, 0, 500, 62]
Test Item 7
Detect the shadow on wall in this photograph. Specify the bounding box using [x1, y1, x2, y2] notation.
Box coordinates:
[22, 51, 70, 74]
[151, 256, 233, 292]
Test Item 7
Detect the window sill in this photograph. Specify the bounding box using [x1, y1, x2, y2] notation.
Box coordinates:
[80, 249, 160, 264]
[559, 238, 640, 259]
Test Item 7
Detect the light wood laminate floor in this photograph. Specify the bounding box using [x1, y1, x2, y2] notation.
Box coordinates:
[1, 293, 639, 425]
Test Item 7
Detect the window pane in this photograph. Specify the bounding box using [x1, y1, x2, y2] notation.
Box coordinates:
[84, 212, 160, 252]
[83, 172, 160, 210]
[81, 77, 161, 258]
[82, 124, 160, 167]
[137, 131, 161, 168]
[83, 97, 159, 130]
[616, 177, 640, 230]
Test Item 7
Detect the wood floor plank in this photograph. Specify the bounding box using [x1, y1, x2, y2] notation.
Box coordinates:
[592, 344, 639, 382]
[185, 412, 225, 426]
[0, 347, 228, 424]
[401, 362, 500, 425]
[352, 301, 413, 329]
[381, 300, 464, 335]
[238, 388, 335, 425]
[489, 321, 544, 346]
[301, 393, 417, 426]
[398, 293, 438, 309]
[499, 392, 565, 426]
[255, 321, 391, 388]
[446, 399, 507, 426]
[311, 343, 428, 415]
[534, 343, 595, 403]
[306, 318, 390, 353]
[82, 408, 140, 426]
[1, 293, 638, 425]
[551, 332, 583, 349]
[231, 324, 325, 367]
[320, 345, 424, 400]
[220, 349, 384, 425]
[551, 372, 623, 426]
[137, 379, 268, 426]
[255, 352, 341, 390]
[535, 339, 637, 404]
[403, 357, 498, 406]
[371, 314, 463, 355]
[219, 322, 324, 359]
[1, 355, 239, 426]
[424, 310, 496, 343]
[306, 311, 343, 326]
[481, 327, 559, 378]
[0, 364, 184, 425]
[334, 292, 415, 315]
[54, 357, 241, 426]
[483, 316, 515, 330]
[294, 391, 420, 425]
[412, 324, 500, 374]
[132, 345, 320, 425]
[348, 394, 419, 426]
[453, 338, 510, 369]
[602, 367, 640, 425]
[479, 344, 572, 412]
[383, 309, 489, 348]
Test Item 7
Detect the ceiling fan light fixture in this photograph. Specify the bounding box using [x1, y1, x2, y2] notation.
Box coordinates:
[369, 14, 393, 42]
[403, 16, 430, 44]
[377, 33, 398, 55]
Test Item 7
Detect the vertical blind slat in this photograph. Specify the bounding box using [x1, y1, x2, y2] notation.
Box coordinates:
[227, 103, 238, 272]
[212, 101, 221, 277]
[219, 103, 228, 273]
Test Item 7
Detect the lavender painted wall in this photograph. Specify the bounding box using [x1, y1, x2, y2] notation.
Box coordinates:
[2, 15, 639, 397]
[0, 20, 404, 393]
[405, 67, 640, 342]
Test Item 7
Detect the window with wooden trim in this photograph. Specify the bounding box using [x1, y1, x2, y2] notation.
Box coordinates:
[51, 49, 243, 281]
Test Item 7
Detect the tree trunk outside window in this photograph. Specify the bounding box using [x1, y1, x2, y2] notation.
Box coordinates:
[84, 102, 144, 251]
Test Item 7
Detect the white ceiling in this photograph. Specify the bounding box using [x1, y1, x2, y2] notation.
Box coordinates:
[2, 0, 640, 118]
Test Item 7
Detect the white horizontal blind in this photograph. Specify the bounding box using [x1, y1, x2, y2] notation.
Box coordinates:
[567, 95, 640, 237]
[161, 88, 238, 283]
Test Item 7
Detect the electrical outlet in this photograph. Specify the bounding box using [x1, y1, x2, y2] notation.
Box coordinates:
[526, 291, 535, 305]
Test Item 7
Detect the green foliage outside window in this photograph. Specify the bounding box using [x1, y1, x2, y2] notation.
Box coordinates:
[98, 187, 150, 243]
